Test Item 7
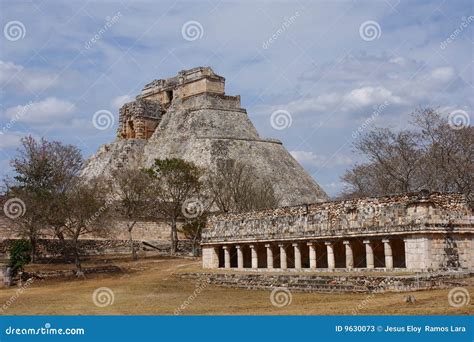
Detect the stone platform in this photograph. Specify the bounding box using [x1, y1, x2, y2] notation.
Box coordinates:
[178, 271, 472, 293]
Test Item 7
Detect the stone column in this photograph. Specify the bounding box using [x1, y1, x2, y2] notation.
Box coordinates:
[223, 246, 231, 269]
[279, 244, 287, 269]
[343, 240, 354, 269]
[265, 244, 274, 269]
[383, 239, 393, 269]
[236, 245, 244, 269]
[293, 243, 302, 269]
[307, 242, 317, 269]
[325, 242, 335, 269]
[250, 244, 258, 269]
[364, 240, 374, 269]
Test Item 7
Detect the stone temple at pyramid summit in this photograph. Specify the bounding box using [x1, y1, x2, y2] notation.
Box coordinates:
[82, 66, 328, 206]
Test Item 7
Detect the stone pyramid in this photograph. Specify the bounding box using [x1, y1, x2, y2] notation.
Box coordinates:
[82, 67, 328, 206]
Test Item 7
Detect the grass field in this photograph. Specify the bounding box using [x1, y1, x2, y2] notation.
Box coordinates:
[0, 255, 472, 315]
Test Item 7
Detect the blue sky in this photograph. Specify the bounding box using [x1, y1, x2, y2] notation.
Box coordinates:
[0, 0, 472, 197]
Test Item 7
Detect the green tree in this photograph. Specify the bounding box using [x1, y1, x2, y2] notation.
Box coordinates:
[147, 158, 202, 254]
[180, 214, 207, 257]
[6, 136, 83, 261]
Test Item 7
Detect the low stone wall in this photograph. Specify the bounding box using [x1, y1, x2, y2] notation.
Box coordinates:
[26, 265, 123, 279]
[0, 239, 193, 259]
[0, 216, 177, 241]
[178, 271, 471, 293]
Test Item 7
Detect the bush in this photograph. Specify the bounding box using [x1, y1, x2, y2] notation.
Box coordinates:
[9, 239, 32, 275]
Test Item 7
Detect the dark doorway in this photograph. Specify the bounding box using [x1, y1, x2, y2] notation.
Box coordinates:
[392, 238, 406, 268]
[334, 240, 346, 268]
[353, 239, 366, 268]
[315, 241, 328, 268]
[166, 90, 173, 103]
[373, 240, 385, 268]
[128, 120, 135, 138]
[218, 247, 224, 268]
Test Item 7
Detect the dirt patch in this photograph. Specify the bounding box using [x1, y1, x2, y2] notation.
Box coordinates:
[0, 255, 472, 315]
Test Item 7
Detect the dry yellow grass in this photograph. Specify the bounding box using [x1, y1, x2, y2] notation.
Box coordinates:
[0, 255, 472, 315]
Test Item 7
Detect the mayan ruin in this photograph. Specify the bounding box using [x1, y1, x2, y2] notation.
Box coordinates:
[82, 67, 328, 206]
[2, 1, 473, 339]
[202, 192, 473, 272]
[76, 67, 474, 276]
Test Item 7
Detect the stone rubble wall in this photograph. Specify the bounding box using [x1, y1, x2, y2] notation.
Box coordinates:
[0, 216, 176, 241]
[178, 271, 471, 293]
[0, 238, 192, 259]
[0, 215, 188, 257]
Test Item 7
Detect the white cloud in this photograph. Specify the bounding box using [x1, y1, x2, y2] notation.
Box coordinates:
[0, 131, 24, 148]
[291, 150, 353, 168]
[343, 86, 403, 108]
[263, 85, 402, 117]
[388, 56, 406, 66]
[4, 97, 76, 124]
[0, 60, 57, 93]
[110, 95, 133, 110]
[0, 1, 471, 198]
[0, 60, 22, 83]
[428, 66, 455, 83]
[285, 93, 341, 114]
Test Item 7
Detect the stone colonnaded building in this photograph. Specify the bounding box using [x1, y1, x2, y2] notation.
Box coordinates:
[202, 192, 473, 272]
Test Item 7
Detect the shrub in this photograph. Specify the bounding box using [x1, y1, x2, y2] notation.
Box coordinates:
[9, 239, 32, 275]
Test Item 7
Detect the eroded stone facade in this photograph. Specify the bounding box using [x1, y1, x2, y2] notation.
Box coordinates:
[117, 99, 163, 140]
[202, 192, 474, 272]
